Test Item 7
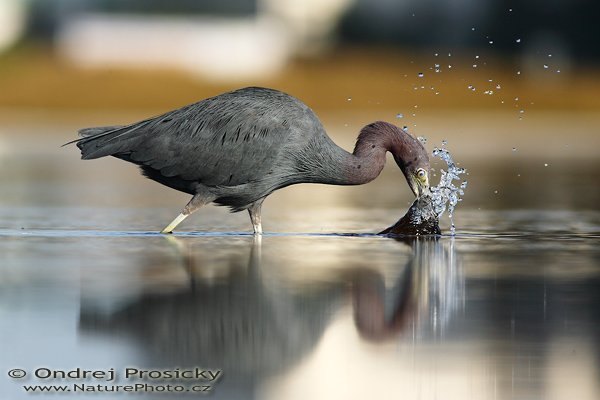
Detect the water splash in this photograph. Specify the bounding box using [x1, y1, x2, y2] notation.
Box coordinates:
[430, 146, 467, 235]
[382, 142, 467, 236]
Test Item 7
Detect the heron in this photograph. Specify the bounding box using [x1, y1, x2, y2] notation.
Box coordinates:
[70, 87, 430, 234]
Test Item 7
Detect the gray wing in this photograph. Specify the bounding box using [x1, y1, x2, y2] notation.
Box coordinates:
[76, 88, 307, 188]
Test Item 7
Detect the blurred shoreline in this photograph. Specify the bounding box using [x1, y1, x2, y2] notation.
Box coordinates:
[0, 45, 599, 113]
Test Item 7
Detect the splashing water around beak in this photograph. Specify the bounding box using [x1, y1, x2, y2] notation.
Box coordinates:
[430, 146, 467, 235]
[381, 142, 467, 236]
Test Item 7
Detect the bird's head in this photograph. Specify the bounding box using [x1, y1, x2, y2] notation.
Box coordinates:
[391, 127, 430, 198]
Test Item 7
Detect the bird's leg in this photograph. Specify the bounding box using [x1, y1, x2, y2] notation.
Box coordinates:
[247, 198, 265, 235]
[161, 214, 188, 234]
[160, 194, 209, 234]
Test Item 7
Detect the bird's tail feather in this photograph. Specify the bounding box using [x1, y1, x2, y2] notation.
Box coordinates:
[74, 125, 130, 160]
[78, 126, 123, 138]
[65, 118, 154, 160]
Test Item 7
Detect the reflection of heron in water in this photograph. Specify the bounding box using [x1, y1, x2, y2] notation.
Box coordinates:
[79, 235, 461, 397]
[351, 237, 463, 342]
[79, 237, 344, 399]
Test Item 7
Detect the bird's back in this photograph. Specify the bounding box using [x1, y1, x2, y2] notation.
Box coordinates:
[76, 87, 328, 208]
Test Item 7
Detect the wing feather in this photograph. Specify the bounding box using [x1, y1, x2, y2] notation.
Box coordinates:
[76, 88, 301, 188]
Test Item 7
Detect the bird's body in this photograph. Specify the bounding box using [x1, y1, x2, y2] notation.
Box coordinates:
[74, 87, 430, 233]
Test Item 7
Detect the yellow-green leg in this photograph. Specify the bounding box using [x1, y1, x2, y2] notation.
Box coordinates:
[161, 194, 210, 234]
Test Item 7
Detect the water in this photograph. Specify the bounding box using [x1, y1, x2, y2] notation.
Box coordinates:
[1, 120, 600, 399]
[379, 138, 463, 237]
[430, 146, 467, 235]
[1, 213, 599, 400]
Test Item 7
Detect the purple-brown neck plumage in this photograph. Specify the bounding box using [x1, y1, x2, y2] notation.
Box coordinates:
[346, 121, 416, 185]
[310, 121, 418, 186]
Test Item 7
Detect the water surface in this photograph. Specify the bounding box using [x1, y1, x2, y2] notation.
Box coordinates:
[1, 122, 599, 399]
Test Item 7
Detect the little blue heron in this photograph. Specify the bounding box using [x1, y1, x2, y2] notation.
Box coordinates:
[70, 87, 430, 234]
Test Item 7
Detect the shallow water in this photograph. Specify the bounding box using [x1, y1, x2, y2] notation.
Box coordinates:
[1, 207, 599, 400]
[1, 123, 600, 399]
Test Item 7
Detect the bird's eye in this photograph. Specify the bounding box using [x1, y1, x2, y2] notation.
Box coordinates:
[416, 169, 427, 181]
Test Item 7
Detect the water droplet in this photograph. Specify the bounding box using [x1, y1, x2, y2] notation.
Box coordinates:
[448, 52, 452, 57]
[430, 146, 467, 230]
[509, 8, 513, 11]
[434, 53, 439, 57]
[557, 69, 561, 73]
[442, 139, 448, 146]
[496, 84, 502, 89]
[548, 54, 552, 58]
[472, 64, 478, 68]
[396, 113, 404, 119]
[514, 97, 519, 101]
[544, 163, 549, 167]
[517, 71, 521, 75]
[543, 64, 549, 69]
[418, 72, 424, 77]
[417, 136, 427, 144]
[347, 97, 352, 102]
[403, 126, 409, 131]
[516, 38, 521, 43]
[519, 110, 524, 114]
[494, 190, 499, 194]
[471, 27, 475, 31]
[489, 40, 494, 44]
[475, 55, 480, 59]
[512, 147, 517, 152]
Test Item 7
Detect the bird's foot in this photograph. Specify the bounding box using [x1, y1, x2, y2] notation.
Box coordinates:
[160, 213, 188, 234]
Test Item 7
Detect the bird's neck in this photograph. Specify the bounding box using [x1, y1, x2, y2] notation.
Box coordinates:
[312, 122, 407, 186]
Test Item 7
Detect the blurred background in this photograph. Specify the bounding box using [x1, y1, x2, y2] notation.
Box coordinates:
[0, 0, 599, 214]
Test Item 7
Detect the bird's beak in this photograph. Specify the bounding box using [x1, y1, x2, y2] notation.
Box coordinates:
[409, 175, 430, 198]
